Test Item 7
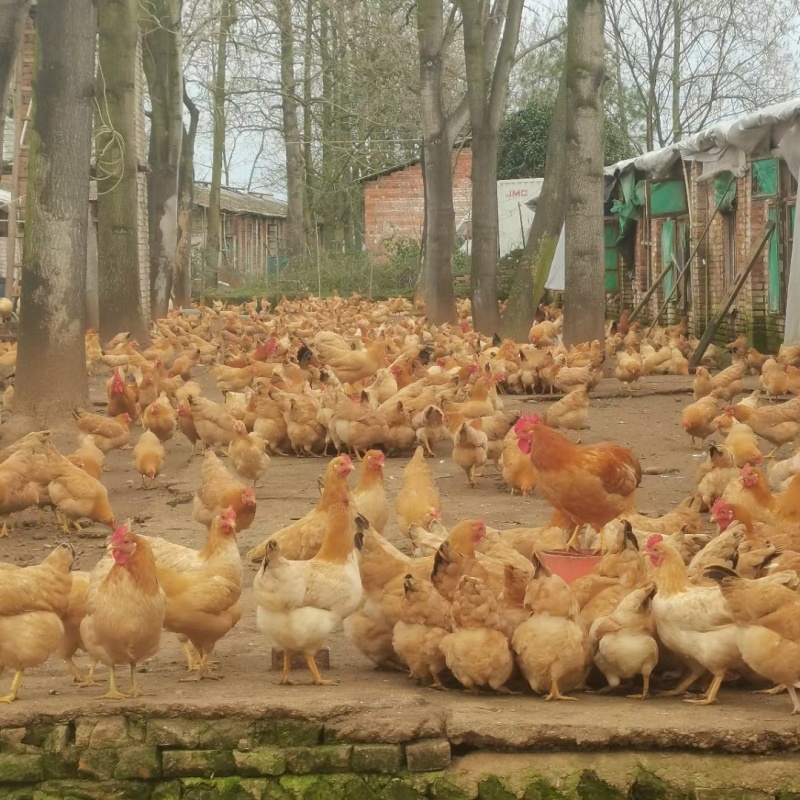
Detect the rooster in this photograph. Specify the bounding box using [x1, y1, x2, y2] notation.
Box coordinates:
[514, 414, 641, 550]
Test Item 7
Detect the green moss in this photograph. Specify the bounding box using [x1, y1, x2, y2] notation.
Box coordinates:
[182, 776, 259, 800]
[576, 771, 625, 800]
[31, 780, 153, 800]
[76, 749, 119, 780]
[0, 753, 45, 783]
[351, 744, 403, 774]
[150, 782, 183, 800]
[284, 746, 351, 775]
[114, 746, 161, 780]
[259, 720, 322, 748]
[523, 780, 564, 800]
[0, 787, 35, 800]
[478, 776, 517, 800]
[430, 776, 470, 800]
[364, 775, 426, 799]
[629, 771, 687, 800]
[233, 747, 286, 777]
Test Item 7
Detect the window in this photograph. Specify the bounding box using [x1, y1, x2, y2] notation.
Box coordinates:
[752, 159, 779, 196]
[649, 180, 688, 217]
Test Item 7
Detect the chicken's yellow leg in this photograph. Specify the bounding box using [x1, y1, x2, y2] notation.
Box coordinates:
[684, 674, 723, 706]
[304, 652, 337, 686]
[99, 667, 126, 700]
[545, 677, 577, 701]
[180, 640, 200, 671]
[280, 650, 294, 685]
[0, 520, 8, 538]
[74, 658, 102, 688]
[627, 674, 651, 700]
[566, 524, 582, 551]
[128, 663, 142, 697]
[0, 670, 23, 703]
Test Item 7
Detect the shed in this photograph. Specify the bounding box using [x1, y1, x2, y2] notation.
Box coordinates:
[601, 100, 799, 348]
[191, 184, 287, 285]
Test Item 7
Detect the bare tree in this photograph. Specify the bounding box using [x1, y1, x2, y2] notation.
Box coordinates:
[142, 0, 184, 318]
[276, 0, 308, 257]
[562, 0, 606, 347]
[417, 0, 469, 324]
[459, 0, 524, 335]
[606, 0, 798, 149]
[15, 0, 95, 424]
[205, 0, 236, 287]
[96, 0, 148, 341]
[175, 89, 199, 307]
[500, 73, 567, 341]
[0, 0, 30, 171]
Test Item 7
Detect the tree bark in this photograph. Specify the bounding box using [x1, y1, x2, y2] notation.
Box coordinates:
[0, 0, 30, 164]
[562, 0, 606, 347]
[417, 0, 462, 325]
[15, 0, 95, 423]
[175, 88, 198, 308]
[500, 73, 567, 341]
[459, 0, 523, 335]
[277, 0, 308, 258]
[205, 0, 236, 287]
[142, 0, 183, 319]
[96, 0, 148, 342]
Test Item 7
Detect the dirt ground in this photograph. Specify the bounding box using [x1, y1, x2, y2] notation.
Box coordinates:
[3, 370, 798, 738]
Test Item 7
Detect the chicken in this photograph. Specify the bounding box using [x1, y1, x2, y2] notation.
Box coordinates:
[0, 543, 74, 702]
[332, 395, 389, 459]
[392, 574, 451, 689]
[177, 399, 202, 458]
[253, 498, 363, 685]
[80, 524, 166, 699]
[545, 384, 590, 433]
[760, 358, 788, 398]
[706, 566, 800, 713]
[442, 375, 497, 419]
[189, 395, 236, 450]
[731, 396, 800, 456]
[106, 369, 139, 421]
[73, 410, 131, 453]
[382, 401, 416, 456]
[769, 451, 800, 492]
[681, 395, 718, 448]
[777, 344, 800, 368]
[396, 446, 442, 535]
[352, 450, 388, 534]
[514, 414, 641, 550]
[451, 419, 489, 488]
[614, 351, 642, 390]
[497, 563, 531, 640]
[320, 340, 388, 385]
[193, 450, 257, 532]
[57, 570, 96, 686]
[512, 565, 588, 701]
[228, 420, 270, 487]
[247, 455, 355, 562]
[786, 366, 800, 396]
[645, 534, 746, 705]
[500, 432, 537, 497]
[68, 435, 105, 481]
[413, 405, 448, 457]
[143, 391, 178, 443]
[746, 348, 770, 375]
[133, 430, 165, 489]
[723, 422, 763, 467]
[710, 361, 746, 402]
[282, 393, 326, 456]
[589, 584, 659, 699]
[0, 450, 47, 537]
[47, 451, 116, 533]
[147, 508, 242, 680]
[692, 367, 713, 401]
[438, 575, 514, 694]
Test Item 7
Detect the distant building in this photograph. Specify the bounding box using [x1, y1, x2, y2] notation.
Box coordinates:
[191, 184, 287, 286]
[361, 148, 473, 254]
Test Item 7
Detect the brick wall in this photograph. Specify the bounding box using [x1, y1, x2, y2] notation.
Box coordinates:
[363, 148, 472, 253]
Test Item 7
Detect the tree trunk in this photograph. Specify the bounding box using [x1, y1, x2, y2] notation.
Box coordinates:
[417, 0, 459, 324]
[96, 0, 148, 342]
[205, 0, 236, 288]
[175, 89, 198, 308]
[562, 0, 606, 347]
[459, 0, 523, 335]
[277, 0, 308, 258]
[500, 74, 567, 341]
[15, 0, 95, 423]
[0, 0, 30, 157]
[141, 0, 183, 319]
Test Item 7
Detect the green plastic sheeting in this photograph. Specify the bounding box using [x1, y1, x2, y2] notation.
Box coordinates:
[662, 220, 675, 295]
[752, 159, 779, 195]
[768, 206, 781, 312]
[609, 172, 645, 244]
[650, 180, 688, 216]
[714, 172, 737, 212]
[604, 223, 619, 291]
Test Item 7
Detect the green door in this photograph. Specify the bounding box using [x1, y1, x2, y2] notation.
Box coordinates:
[768, 206, 781, 313]
[604, 223, 619, 292]
[662, 220, 675, 295]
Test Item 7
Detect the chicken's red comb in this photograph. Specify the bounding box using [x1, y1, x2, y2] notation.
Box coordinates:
[645, 533, 663, 550]
[222, 506, 237, 522]
[741, 463, 754, 476]
[513, 414, 541, 435]
[110, 524, 129, 544]
[711, 498, 729, 516]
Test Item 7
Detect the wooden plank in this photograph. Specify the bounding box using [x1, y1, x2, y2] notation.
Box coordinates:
[628, 262, 671, 323]
[689, 219, 776, 367]
[645, 254, 688, 338]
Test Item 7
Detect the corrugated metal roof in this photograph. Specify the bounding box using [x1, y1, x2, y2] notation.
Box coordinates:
[193, 184, 287, 219]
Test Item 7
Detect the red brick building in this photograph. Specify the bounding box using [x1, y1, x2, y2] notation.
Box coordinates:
[361, 148, 472, 254]
[604, 103, 799, 349]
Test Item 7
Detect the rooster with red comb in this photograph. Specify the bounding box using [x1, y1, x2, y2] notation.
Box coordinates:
[513, 413, 641, 549]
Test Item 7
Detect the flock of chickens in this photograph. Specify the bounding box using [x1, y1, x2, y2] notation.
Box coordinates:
[3, 295, 800, 716]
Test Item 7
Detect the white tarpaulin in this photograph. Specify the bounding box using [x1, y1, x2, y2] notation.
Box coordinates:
[603, 99, 800, 344]
[545, 222, 566, 291]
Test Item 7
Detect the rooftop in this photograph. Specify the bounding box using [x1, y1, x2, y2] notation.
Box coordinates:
[193, 184, 287, 219]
